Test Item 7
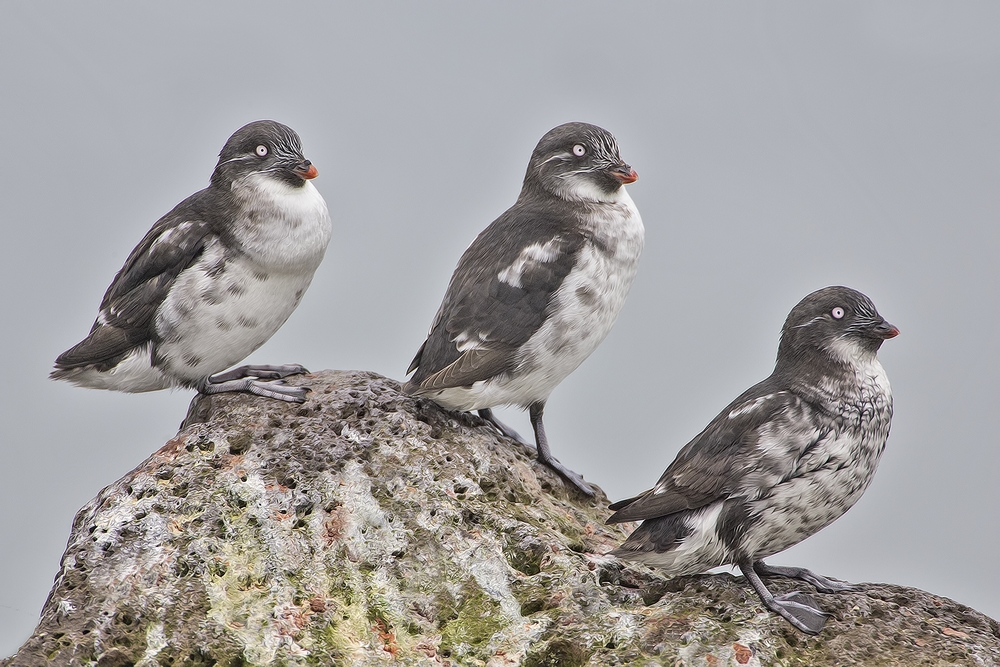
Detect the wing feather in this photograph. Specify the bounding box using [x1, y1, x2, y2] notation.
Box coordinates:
[54, 206, 216, 370]
[607, 381, 817, 523]
[412, 348, 512, 391]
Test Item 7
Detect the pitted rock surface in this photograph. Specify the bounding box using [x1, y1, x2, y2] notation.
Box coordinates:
[4, 370, 998, 666]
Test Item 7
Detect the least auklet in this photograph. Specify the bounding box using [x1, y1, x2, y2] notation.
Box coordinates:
[52, 120, 332, 403]
[405, 122, 644, 496]
[608, 286, 898, 634]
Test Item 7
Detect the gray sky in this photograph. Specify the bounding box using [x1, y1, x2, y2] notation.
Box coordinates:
[1, 1, 997, 654]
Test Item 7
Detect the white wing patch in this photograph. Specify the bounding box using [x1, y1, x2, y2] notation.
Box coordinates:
[452, 329, 490, 352]
[497, 237, 563, 288]
[728, 393, 778, 420]
[149, 221, 195, 252]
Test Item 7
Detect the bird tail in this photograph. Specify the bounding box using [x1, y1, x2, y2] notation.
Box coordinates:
[613, 512, 692, 554]
[406, 340, 426, 375]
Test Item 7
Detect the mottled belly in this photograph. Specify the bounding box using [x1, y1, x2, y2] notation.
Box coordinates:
[155, 256, 313, 382]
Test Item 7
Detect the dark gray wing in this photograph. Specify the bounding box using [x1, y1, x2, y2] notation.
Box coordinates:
[607, 379, 822, 523]
[54, 200, 216, 371]
[406, 202, 585, 390]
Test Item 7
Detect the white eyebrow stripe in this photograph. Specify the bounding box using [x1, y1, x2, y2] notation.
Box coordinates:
[542, 152, 572, 165]
[728, 393, 778, 419]
[793, 315, 824, 329]
[216, 154, 256, 168]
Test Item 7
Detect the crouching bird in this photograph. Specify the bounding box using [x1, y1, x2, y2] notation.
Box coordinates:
[404, 122, 644, 496]
[608, 286, 898, 634]
[51, 120, 332, 403]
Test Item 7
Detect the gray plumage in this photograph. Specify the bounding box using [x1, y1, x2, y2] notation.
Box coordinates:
[52, 120, 332, 403]
[404, 122, 644, 495]
[608, 286, 898, 634]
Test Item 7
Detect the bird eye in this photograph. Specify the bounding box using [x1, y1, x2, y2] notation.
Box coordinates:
[831, 307, 845, 320]
[255, 145, 268, 157]
[572, 144, 586, 157]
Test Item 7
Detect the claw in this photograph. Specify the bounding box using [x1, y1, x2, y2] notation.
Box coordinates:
[537, 454, 596, 497]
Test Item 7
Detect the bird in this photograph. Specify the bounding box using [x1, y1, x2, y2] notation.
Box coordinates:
[51, 120, 332, 403]
[607, 286, 899, 634]
[404, 122, 644, 497]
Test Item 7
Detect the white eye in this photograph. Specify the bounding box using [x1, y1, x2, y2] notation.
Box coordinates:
[255, 145, 268, 157]
[831, 307, 845, 319]
[572, 144, 586, 157]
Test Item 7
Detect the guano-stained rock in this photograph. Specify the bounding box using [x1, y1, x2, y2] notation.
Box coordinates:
[4, 370, 999, 666]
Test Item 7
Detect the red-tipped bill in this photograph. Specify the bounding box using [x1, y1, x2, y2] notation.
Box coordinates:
[294, 162, 319, 180]
[874, 321, 900, 339]
[612, 165, 638, 184]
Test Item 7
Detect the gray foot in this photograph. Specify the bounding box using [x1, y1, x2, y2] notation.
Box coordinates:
[209, 364, 309, 383]
[739, 560, 831, 635]
[771, 591, 831, 635]
[540, 455, 596, 498]
[198, 377, 309, 403]
[754, 561, 853, 593]
[529, 402, 595, 497]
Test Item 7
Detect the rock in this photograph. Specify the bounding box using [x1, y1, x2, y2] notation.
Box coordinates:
[4, 370, 998, 666]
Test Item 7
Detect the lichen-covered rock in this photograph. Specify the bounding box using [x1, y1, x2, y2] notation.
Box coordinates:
[5, 370, 998, 666]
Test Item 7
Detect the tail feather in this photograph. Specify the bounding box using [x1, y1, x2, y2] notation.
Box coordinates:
[612, 512, 693, 562]
[406, 340, 426, 375]
[53, 325, 137, 372]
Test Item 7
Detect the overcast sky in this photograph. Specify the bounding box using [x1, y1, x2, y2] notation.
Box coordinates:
[1, 1, 997, 654]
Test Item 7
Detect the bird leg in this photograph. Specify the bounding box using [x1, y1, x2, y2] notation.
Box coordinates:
[477, 408, 531, 447]
[529, 402, 595, 497]
[738, 560, 830, 635]
[753, 561, 853, 593]
[208, 364, 309, 382]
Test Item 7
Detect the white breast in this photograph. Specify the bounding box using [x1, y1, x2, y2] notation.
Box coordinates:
[154, 176, 332, 384]
[228, 174, 332, 272]
[741, 358, 893, 559]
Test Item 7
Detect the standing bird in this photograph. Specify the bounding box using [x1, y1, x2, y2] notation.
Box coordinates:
[51, 120, 332, 403]
[607, 286, 898, 634]
[404, 122, 644, 496]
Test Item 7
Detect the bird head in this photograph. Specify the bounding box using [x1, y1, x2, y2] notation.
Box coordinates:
[521, 122, 637, 204]
[211, 120, 318, 190]
[777, 286, 899, 369]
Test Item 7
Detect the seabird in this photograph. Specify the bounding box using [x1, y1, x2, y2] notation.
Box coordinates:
[52, 120, 332, 403]
[405, 122, 644, 496]
[608, 286, 898, 633]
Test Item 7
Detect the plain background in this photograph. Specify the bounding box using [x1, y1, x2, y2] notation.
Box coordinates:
[1, 2, 997, 654]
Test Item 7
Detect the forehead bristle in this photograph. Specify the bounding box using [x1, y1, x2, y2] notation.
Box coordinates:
[535, 122, 621, 160]
[788, 286, 879, 325]
[226, 120, 302, 155]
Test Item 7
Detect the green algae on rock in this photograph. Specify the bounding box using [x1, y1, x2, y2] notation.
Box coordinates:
[4, 371, 999, 666]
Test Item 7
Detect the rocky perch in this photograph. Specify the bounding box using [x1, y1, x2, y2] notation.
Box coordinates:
[5, 370, 998, 667]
